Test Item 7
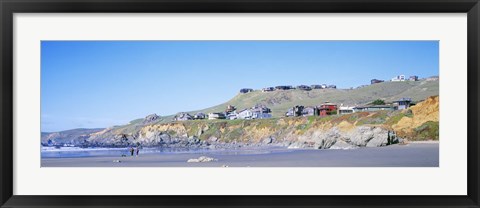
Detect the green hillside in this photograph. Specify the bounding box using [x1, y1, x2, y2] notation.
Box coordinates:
[190, 79, 439, 117]
[111, 79, 438, 131]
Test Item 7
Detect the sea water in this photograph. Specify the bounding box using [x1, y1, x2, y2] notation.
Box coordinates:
[40, 146, 287, 158]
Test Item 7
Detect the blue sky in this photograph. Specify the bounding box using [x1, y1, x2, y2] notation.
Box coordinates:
[41, 41, 439, 132]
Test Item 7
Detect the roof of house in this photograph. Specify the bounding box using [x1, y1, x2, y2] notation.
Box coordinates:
[395, 98, 412, 102]
[355, 105, 394, 109]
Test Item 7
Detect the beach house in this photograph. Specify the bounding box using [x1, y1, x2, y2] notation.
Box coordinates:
[286, 105, 304, 117]
[226, 112, 238, 120]
[237, 109, 253, 119]
[394, 98, 413, 110]
[297, 85, 312, 91]
[353, 105, 395, 112]
[302, 106, 318, 116]
[173, 112, 193, 121]
[252, 112, 272, 119]
[262, 87, 275, 92]
[311, 85, 323, 89]
[318, 103, 338, 116]
[371, 79, 384, 84]
[193, 112, 206, 120]
[239, 88, 253, 93]
[338, 106, 356, 114]
[225, 105, 236, 114]
[208, 113, 226, 120]
[275, 85, 294, 90]
[391, 75, 406, 82]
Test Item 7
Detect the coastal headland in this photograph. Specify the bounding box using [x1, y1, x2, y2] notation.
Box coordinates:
[42, 81, 439, 149]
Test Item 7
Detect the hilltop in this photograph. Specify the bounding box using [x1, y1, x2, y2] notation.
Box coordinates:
[41, 79, 439, 147]
[195, 79, 438, 117]
[125, 79, 438, 123]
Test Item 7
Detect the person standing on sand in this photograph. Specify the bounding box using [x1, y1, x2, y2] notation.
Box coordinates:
[130, 147, 134, 156]
[136, 146, 140, 157]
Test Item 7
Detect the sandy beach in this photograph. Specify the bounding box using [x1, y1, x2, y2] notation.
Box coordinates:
[41, 142, 438, 167]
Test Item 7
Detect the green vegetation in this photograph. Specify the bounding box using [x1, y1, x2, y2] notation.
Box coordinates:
[404, 109, 414, 117]
[167, 130, 177, 136]
[224, 128, 244, 142]
[356, 111, 388, 125]
[186, 123, 200, 137]
[386, 112, 406, 125]
[371, 99, 386, 105]
[331, 112, 367, 124]
[413, 121, 439, 141]
[128, 118, 144, 125]
[384, 109, 414, 126]
[255, 118, 278, 130]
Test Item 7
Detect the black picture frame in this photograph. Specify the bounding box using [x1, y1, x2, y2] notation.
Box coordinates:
[1, 0, 479, 207]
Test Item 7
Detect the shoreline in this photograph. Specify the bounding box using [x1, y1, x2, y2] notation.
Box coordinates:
[407, 140, 439, 144]
[41, 143, 439, 167]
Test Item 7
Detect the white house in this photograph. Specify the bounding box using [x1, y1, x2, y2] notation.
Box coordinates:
[237, 109, 272, 119]
[226, 112, 238, 120]
[173, 112, 193, 121]
[208, 113, 225, 120]
[237, 109, 253, 119]
[391, 75, 406, 82]
[252, 112, 272, 119]
[338, 106, 356, 114]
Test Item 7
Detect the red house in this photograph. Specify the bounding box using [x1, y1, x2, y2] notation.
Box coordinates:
[318, 103, 338, 116]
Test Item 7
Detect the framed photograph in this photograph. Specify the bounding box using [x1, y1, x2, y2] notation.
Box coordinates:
[1, 0, 479, 207]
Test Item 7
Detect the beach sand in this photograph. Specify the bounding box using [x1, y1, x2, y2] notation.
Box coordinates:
[41, 142, 439, 167]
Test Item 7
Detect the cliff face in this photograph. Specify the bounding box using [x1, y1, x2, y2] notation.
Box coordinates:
[42, 96, 439, 149]
[81, 117, 397, 149]
[392, 96, 439, 140]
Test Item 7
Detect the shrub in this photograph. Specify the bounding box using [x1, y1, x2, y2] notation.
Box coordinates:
[413, 121, 439, 140]
[386, 112, 406, 125]
[371, 99, 386, 105]
[356, 111, 388, 125]
[405, 109, 414, 117]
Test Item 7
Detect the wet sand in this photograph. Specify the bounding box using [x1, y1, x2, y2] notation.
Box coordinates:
[41, 143, 439, 167]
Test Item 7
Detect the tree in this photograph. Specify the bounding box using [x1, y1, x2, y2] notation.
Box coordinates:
[371, 99, 385, 105]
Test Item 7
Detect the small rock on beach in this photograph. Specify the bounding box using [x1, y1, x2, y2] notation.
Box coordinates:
[187, 156, 218, 163]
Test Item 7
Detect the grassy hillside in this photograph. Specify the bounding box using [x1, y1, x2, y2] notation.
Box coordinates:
[95, 79, 438, 135]
[186, 79, 438, 117]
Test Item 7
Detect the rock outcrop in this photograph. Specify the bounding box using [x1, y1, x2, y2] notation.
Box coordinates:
[287, 126, 397, 149]
[143, 114, 160, 124]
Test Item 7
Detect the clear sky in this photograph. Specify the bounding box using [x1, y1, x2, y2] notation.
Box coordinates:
[41, 41, 439, 132]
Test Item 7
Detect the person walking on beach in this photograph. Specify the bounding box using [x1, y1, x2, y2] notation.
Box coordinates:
[129, 147, 134, 156]
[135, 146, 140, 157]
